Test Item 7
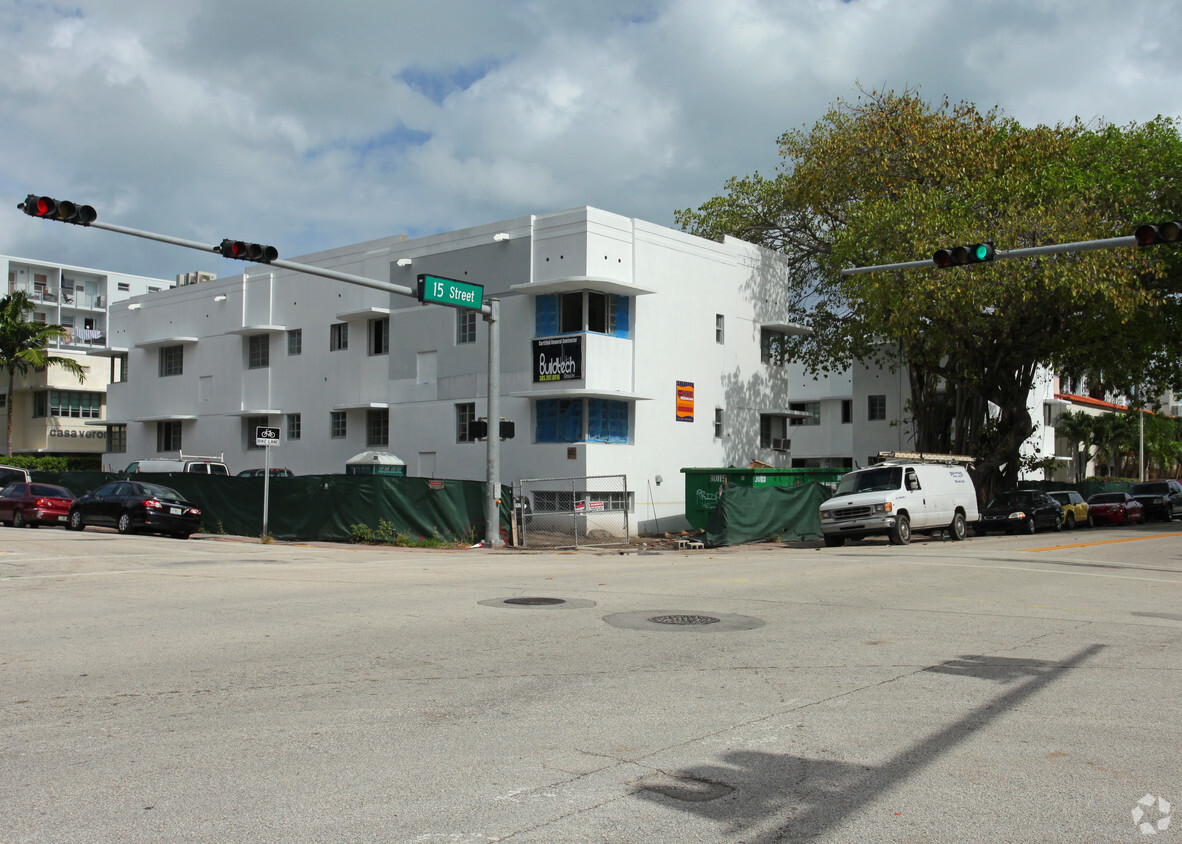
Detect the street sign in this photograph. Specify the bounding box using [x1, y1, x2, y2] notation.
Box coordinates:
[417, 274, 484, 310]
[255, 426, 280, 447]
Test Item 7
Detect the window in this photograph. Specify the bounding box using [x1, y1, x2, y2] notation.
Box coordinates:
[330, 322, 348, 351]
[714, 408, 723, 439]
[369, 318, 389, 356]
[868, 394, 887, 421]
[46, 391, 102, 419]
[115, 353, 129, 383]
[157, 420, 182, 452]
[535, 292, 630, 338]
[456, 309, 477, 345]
[366, 408, 389, 447]
[159, 345, 183, 377]
[789, 402, 820, 426]
[759, 414, 788, 448]
[535, 398, 629, 443]
[841, 399, 852, 424]
[330, 410, 347, 439]
[107, 424, 127, 454]
[456, 403, 477, 443]
[287, 413, 301, 441]
[716, 315, 725, 344]
[760, 328, 789, 366]
[245, 415, 268, 450]
[248, 334, 269, 369]
[287, 329, 302, 356]
[117, 282, 130, 292]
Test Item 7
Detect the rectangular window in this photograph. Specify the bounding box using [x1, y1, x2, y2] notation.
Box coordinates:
[456, 402, 477, 443]
[536, 398, 584, 443]
[107, 424, 127, 454]
[159, 344, 183, 377]
[716, 314, 726, 344]
[759, 414, 787, 448]
[714, 408, 724, 439]
[789, 401, 821, 426]
[369, 318, 389, 356]
[456, 309, 477, 345]
[287, 413, 301, 441]
[760, 329, 788, 366]
[117, 282, 130, 292]
[45, 390, 103, 419]
[245, 415, 268, 450]
[330, 410, 347, 439]
[287, 329, 302, 356]
[366, 408, 389, 447]
[33, 392, 47, 418]
[869, 394, 887, 421]
[533, 491, 634, 513]
[841, 399, 852, 424]
[535, 292, 629, 338]
[248, 334, 269, 369]
[586, 398, 628, 443]
[157, 420, 182, 452]
[330, 322, 348, 351]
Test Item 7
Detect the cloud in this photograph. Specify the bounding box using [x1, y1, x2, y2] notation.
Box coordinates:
[1, 0, 1180, 281]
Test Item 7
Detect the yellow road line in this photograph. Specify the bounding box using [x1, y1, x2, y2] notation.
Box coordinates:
[1024, 532, 1180, 552]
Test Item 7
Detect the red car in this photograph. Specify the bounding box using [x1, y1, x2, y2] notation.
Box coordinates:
[1086, 492, 1145, 526]
[0, 482, 76, 528]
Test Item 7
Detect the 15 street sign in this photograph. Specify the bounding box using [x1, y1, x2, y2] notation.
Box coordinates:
[417, 273, 484, 310]
[255, 426, 280, 447]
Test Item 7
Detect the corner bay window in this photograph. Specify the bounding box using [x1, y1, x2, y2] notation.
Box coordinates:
[536, 398, 629, 443]
[535, 292, 630, 337]
[33, 390, 103, 419]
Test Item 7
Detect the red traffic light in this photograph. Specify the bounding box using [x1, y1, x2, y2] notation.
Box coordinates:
[933, 241, 995, 268]
[19, 194, 96, 225]
[1134, 221, 1182, 246]
[219, 238, 278, 263]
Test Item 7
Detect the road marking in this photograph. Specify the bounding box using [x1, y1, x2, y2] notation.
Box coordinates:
[1023, 532, 1180, 552]
[941, 595, 1103, 613]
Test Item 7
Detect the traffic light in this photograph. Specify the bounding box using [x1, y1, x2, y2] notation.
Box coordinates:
[932, 242, 995, 268]
[219, 238, 278, 263]
[467, 419, 488, 440]
[19, 194, 96, 225]
[499, 420, 515, 440]
[1134, 221, 1182, 246]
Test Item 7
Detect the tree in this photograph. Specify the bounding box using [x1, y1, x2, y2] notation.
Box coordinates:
[1056, 410, 1097, 484]
[677, 88, 1182, 499]
[0, 291, 88, 455]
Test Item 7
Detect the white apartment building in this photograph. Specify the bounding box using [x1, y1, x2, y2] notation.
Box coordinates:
[102, 207, 916, 532]
[2, 254, 176, 460]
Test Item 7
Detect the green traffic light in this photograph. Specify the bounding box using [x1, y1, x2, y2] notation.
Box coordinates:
[973, 244, 990, 261]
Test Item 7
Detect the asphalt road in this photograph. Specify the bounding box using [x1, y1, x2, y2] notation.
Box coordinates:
[2, 523, 1180, 843]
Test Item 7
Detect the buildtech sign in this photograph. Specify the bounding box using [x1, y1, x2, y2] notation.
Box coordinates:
[533, 336, 583, 382]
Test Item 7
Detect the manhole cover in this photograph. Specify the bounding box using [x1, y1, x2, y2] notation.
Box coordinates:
[504, 597, 567, 606]
[648, 614, 720, 625]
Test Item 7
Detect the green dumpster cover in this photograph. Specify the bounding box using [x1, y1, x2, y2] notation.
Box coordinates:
[704, 482, 832, 547]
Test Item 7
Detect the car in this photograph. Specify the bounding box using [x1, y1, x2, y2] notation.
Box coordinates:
[1129, 479, 1182, 522]
[974, 489, 1063, 535]
[236, 468, 294, 477]
[1047, 490, 1092, 529]
[0, 482, 75, 528]
[0, 465, 31, 487]
[66, 480, 203, 539]
[1086, 492, 1145, 526]
[124, 455, 230, 475]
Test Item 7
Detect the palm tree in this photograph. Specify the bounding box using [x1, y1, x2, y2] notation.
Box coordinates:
[1055, 410, 1096, 484]
[0, 291, 89, 456]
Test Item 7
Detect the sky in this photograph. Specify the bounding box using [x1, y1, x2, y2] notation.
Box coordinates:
[2, 0, 1179, 282]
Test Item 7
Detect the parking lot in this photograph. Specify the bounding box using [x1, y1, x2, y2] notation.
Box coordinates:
[2, 523, 1180, 842]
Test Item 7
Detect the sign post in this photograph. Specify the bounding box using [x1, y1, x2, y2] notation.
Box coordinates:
[255, 425, 280, 536]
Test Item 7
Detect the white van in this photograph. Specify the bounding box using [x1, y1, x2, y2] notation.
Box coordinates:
[819, 460, 979, 546]
[124, 454, 229, 475]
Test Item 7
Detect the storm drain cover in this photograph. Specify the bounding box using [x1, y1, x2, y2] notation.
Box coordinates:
[505, 597, 567, 606]
[603, 610, 765, 632]
[649, 614, 720, 625]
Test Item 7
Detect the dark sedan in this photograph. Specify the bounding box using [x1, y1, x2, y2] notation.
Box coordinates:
[975, 489, 1063, 535]
[66, 480, 202, 539]
[0, 482, 75, 528]
[1087, 492, 1145, 526]
[1129, 480, 1182, 522]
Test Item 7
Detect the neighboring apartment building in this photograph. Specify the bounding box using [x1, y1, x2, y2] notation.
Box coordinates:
[101, 207, 914, 533]
[2, 255, 178, 461]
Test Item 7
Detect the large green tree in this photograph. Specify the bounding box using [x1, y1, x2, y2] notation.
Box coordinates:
[677, 88, 1182, 497]
[0, 291, 88, 455]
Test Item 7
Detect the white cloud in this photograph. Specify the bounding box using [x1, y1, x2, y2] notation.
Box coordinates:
[1, 0, 1180, 280]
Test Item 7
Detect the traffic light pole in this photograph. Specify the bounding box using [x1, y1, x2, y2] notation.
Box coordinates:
[842, 235, 1137, 275]
[36, 213, 504, 546]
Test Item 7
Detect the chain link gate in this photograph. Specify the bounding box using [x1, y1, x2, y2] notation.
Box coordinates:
[513, 474, 630, 549]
